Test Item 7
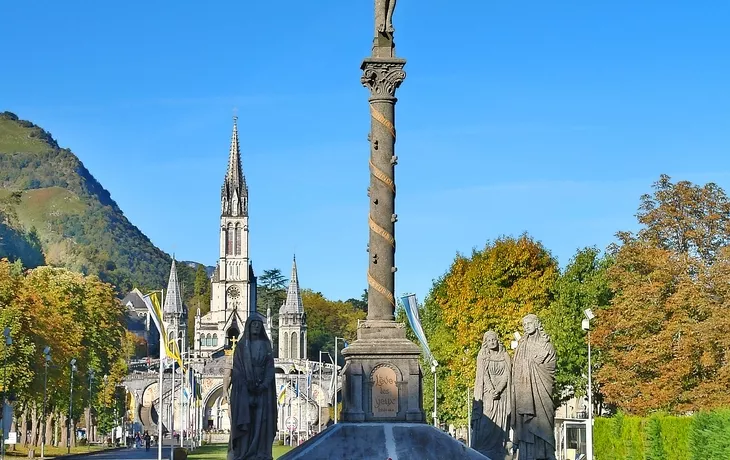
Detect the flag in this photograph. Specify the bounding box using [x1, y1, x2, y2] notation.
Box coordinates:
[143, 292, 184, 369]
[400, 293, 435, 365]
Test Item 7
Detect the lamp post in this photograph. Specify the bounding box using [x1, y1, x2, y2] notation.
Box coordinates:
[1, 327, 12, 460]
[41, 347, 51, 459]
[88, 369, 95, 450]
[582, 308, 595, 460]
[430, 360, 438, 427]
[68, 358, 77, 454]
[318, 351, 327, 433]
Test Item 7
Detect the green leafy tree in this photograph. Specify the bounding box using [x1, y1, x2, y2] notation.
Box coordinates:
[542, 247, 613, 408]
[301, 289, 365, 364]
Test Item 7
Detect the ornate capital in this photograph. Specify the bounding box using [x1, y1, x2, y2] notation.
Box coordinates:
[361, 58, 406, 99]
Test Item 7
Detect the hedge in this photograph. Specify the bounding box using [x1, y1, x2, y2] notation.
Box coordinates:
[592, 410, 730, 459]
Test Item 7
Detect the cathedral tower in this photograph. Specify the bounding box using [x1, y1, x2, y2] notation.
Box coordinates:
[163, 258, 187, 356]
[199, 116, 253, 355]
[278, 256, 307, 360]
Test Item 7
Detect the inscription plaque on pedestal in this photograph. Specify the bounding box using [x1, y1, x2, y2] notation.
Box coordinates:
[371, 366, 398, 417]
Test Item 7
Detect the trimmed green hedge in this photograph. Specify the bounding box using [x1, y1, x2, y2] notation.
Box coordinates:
[594, 410, 730, 460]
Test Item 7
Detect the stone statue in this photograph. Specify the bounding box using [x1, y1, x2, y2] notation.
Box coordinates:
[471, 331, 512, 459]
[375, 0, 397, 36]
[512, 314, 557, 460]
[223, 313, 277, 460]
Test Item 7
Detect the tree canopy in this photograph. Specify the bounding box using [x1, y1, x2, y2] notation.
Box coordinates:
[593, 176, 730, 414]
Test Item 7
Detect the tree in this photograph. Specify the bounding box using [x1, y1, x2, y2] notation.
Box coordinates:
[301, 289, 365, 363]
[344, 289, 368, 311]
[257, 268, 288, 352]
[188, 264, 211, 344]
[593, 176, 730, 415]
[419, 234, 558, 423]
[542, 247, 613, 408]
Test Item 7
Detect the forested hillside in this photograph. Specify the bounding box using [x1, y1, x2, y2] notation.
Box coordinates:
[0, 111, 194, 294]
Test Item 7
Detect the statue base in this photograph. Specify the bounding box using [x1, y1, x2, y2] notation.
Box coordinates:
[278, 422, 491, 460]
[340, 320, 424, 423]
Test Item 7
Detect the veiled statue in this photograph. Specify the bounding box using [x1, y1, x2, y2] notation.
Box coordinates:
[512, 314, 557, 460]
[223, 313, 277, 460]
[471, 331, 512, 459]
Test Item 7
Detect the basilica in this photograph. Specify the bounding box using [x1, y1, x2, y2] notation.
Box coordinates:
[123, 118, 336, 439]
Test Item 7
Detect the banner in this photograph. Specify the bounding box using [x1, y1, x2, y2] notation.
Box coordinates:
[400, 293, 435, 365]
[143, 292, 183, 368]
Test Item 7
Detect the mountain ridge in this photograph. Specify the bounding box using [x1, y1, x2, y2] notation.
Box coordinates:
[0, 111, 199, 295]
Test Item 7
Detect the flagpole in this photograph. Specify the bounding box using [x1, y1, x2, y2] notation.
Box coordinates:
[158, 289, 165, 460]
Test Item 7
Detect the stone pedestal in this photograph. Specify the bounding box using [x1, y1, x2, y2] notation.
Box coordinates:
[340, 321, 424, 422]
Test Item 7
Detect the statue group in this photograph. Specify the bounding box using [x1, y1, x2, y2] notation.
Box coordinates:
[471, 314, 557, 460]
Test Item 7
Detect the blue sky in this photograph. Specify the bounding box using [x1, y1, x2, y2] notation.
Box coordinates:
[2, 1, 729, 302]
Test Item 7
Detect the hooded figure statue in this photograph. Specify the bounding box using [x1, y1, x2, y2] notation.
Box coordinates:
[471, 330, 512, 459]
[225, 313, 277, 460]
[512, 314, 557, 460]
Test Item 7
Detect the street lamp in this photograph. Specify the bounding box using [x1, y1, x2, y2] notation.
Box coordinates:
[430, 359, 438, 427]
[68, 358, 77, 454]
[582, 308, 595, 460]
[1, 327, 12, 460]
[41, 347, 51, 459]
[88, 369, 95, 450]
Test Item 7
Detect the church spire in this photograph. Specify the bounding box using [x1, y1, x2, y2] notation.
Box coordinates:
[221, 116, 248, 217]
[280, 256, 303, 314]
[163, 257, 184, 315]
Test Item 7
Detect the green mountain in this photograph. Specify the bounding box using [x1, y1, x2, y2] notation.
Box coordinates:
[0, 111, 195, 294]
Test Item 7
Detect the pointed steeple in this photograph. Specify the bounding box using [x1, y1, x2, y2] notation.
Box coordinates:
[163, 258, 184, 315]
[280, 256, 304, 314]
[221, 116, 248, 217]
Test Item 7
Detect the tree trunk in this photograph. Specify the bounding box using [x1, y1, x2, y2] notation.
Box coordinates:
[71, 419, 77, 447]
[29, 406, 39, 447]
[19, 410, 27, 447]
[59, 413, 68, 448]
[44, 413, 53, 449]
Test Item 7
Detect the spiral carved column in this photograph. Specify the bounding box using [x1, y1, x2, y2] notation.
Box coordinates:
[361, 58, 405, 322]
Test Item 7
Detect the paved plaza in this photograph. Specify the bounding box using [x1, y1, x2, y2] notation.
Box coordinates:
[61, 447, 173, 460]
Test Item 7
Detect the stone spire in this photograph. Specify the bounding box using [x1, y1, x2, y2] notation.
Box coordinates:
[163, 258, 184, 315]
[221, 116, 248, 217]
[280, 256, 303, 314]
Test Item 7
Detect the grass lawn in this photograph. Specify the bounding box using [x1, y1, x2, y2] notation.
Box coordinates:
[5, 444, 111, 457]
[187, 444, 293, 459]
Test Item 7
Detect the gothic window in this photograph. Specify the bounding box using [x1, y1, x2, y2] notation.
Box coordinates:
[291, 332, 298, 359]
[282, 332, 289, 359]
[206, 334, 212, 347]
[235, 225, 242, 255]
[212, 335, 218, 347]
[227, 226, 235, 255]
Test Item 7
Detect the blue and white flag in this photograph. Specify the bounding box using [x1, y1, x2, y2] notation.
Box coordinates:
[400, 293, 435, 365]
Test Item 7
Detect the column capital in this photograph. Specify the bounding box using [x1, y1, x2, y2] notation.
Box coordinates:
[361, 57, 407, 99]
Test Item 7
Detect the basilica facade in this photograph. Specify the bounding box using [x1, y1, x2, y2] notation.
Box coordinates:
[125, 119, 337, 440]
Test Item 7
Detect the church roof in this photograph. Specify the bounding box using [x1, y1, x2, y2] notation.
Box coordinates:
[280, 256, 304, 314]
[163, 258, 185, 315]
[221, 116, 248, 217]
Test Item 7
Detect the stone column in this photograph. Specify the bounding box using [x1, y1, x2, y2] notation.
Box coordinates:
[362, 55, 406, 323]
[339, 17, 425, 425]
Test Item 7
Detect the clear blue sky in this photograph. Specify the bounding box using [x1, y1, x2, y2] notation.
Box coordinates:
[2, 1, 729, 302]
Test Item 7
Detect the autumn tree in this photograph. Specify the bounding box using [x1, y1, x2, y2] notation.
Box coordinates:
[420, 235, 558, 423]
[593, 176, 730, 414]
[0, 261, 127, 447]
